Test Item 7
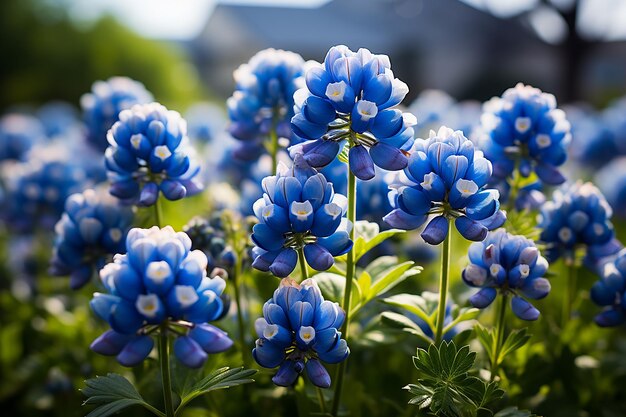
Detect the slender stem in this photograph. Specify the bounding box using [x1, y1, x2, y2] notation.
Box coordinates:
[434, 220, 452, 345]
[298, 247, 309, 280]
[158, 329, 175, 417]
[316, 386, 327, 414]
[505, 161, 521, 213]
[153, 199, 163, 227]
[331, 165, 357, 417]
[232, 252, 250, 367]
[562, 261, 577, 328]
[490, 294, 508, 382]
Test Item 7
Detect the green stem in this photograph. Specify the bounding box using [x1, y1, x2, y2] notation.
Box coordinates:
[159, 329, 175, 417]
[153, 199, 163, 227]
[331, 165, 357, 417]
[232, 253, 250, 367]
[562, 261, 577, 328]
[298, 247, 309, 280]
[316, 386, 327, 415]
[491, 294, 507, 382]
[506, 162, 521, 213]
[434, 220, 452, 345]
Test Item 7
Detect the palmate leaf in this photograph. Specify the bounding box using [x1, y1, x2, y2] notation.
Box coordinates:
[82, 373, 163, 417]
[498, 328, 531, 364]
[176, 367, 256, 412]
[405, 341, 503, 417]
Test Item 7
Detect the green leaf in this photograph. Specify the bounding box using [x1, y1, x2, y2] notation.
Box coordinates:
[405, 341, 503, 417]
[82, 373, 162, 417]
[474, 324, 495, 361]
[368, 261, 422, 300]
[443, 307, 481, 336]
[497, 328, 531, 365]
[381, 294, 434, 329]
[177, 367, 256, 412]
[380, 312, 432, 345]
[351, 221, 405, 262]
[312, 273, 345, 303]
[494, 406, 537, 417]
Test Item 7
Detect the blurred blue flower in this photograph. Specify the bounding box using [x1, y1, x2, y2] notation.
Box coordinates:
[462, 230, 551, 321]
[1, 144, 89, 233]
[384, 126, 505, 245]
[49, 188, 134, 290]
[90, 226, 233, 368]
[479, 83, 571, 185]
[105, 102, 203, 206]
[251, 154, 353, 277]
[596, 157, 626, 220]
[37, 101, 80, 138]
[490, 178, 545, 212]
[0, 113, 45, 162]
[183, 215, 238, 271]
[185, 102, 227, 145]
[253, 278, 349, 388]
[227, 48, 305, 158]
[590, 249, 626, 327]
[290, 45, 415, 180]
[81, 77, 153, 151]
[538, 181, 621, 264]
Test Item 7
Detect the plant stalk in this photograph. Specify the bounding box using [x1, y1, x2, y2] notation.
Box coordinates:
[562, 261, 577, 328]
[434, 220, 452, 345]
[153, 199, 163, 227]
[491, 294, 508, 382]
[331, 164, 357, 417]
[232, 253, 250, 367]
[158, 328, 175, 417]
[298, 247, 309, 280]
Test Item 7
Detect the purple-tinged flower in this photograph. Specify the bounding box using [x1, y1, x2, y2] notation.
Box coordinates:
[590, 249, 626, 327]
[0, 113, 45, 162]
[290, 45, 415, 180]
[253, 278, 349, 388]
[384, 126, 505, 245]
[462, 230, 550, 321]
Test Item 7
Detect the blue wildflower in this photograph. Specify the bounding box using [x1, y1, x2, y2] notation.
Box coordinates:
[538, 181, 621, 264]
[251, 154, 353, 277]
[49, 189, 134, 290]
[185, 102, 227, 145]
[290, 45, 415, 180]
[105, 102, 203, 206]
[90, 226, 233, 368]
[596, 157, 626, 219]
[253, 278, 349, 388]
[462, 230, 551, 321]
[384, 126, 505, 245]
[590, 249, 626, 327]
[228, 48, 305, 158]
[479, 83, 571, 185]
[183, 215, 237, 271]
[37, 101, 80, 138]
[491, 178, 546, 211]
[81, 77, 153, 151]
[0, 113, 45, 162]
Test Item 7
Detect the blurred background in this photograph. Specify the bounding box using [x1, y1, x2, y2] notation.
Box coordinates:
[2, 0, 626, 112]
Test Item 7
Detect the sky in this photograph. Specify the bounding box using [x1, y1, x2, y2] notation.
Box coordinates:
[63, 0, 626, 41]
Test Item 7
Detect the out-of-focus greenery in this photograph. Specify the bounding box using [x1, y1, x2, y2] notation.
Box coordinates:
[0, 0, 204, 112]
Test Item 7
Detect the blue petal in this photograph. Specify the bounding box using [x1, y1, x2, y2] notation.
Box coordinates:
[306, 359, 331, 388]
[252, 249, 280, 272]
[317, 231, 352, 256]
[269, 249, 298, 277]
[302, 174, 327, 210]
[594, 309, 625, 327]
[421, 215, 449, 245]
[398, 187, 431, 216]
[273, 177, 303, 208]
[349, 145, 375, 180]
[466, 190, 500, 221]
[369, 142, 408, 171]
[469, 287, 497, 308]
[304, 243, 334, 271]
[303, 96, 336, 125]
[253, 339, 285, 368]
[251, 223, 285, 252]
[317, 338, 349, 364]
[189, 323, 234, 353]
[289, 201, 314, 233]
[442, 155, 469, 188]
[305, 66, 331, 97]
[90, 293, 121, 322]
[302, 140, 341, 168]
[160, 180, 187, 201]
[311, 203, 343, 237]
[291, 113, 327, 140]
[332, 56, 363, 93]
[174, 336, 207, 368]
[70, 265, 93, 290]
[455, 216, 488, 242]
[272, 360, 301, 387]
[479, 210, 507, 231]
[383, 208, 427, 230]
[288, 300, 315, 328]
[116, 336, 154, 367]
[90, 330, 131, 356]
[370, 109, 403, 138]
[535, 164, 566, 185]
[521, 277, 551, 300]
[363, 74, 393, 106]
[590, 280, 619, 306]
[511, 296, 540, 321]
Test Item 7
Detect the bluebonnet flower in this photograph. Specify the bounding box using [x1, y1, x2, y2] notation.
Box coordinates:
[564, 104, 617, 169]
[491, 178, 546, 212]
[253, 278, 349, 387]
[228, 48, 305, 158]
[37, 101, 80, 138]
[538, 181, 621, 264]
[384, 126, 506, 245]
[49, 189, 134, 289]
[462, 230, 551, 321]
[185, 102, 227, 145]
[90, 226, 233, 368]
[0, 113, 45, 162]
[184, 215, 237, 271]
[596, 157, 626, 219]
[290, 45, 415, 180]
[590, 249, 626, 327]
[81, 77, 153, 151]
[0, 145, 89, 233]
[105, 102, 203, 206]
[479, 83, 571, 185]
[251, 154, 352, 277]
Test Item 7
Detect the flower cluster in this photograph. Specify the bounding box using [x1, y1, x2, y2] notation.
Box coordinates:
[227, 48, 305, 159]
[384, 127, 505, 244]
[291, 45, 415, 180]
[0, 113, 45, 162]
[90, 226, 232, 368]
[105, 102, 203, 206]
[462, 230, 551, 321]
[596, 157, 626, 219]
[251, 154, 352, 277]
[49, 189, 134, 289]
[479, 83, 571, 185]
[590, 249, 626, 327]
[538, 182, 621, 264]
[183, 215, 236, 271]
[81, 77, 153, 150]
[253, 278, 349, 387]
